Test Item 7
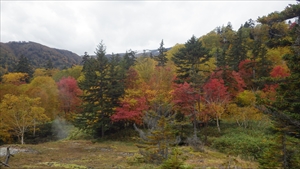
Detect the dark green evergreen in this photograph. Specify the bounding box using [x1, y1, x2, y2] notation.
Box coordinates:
[75, 42, 125, 137]
[252, 38, 272, 87]
[273, 24, 300, 136]
[172, 35, 210, 85]
[227, 26, 248, 71]
[121, 50, 136, 70]
[46, 58, 54, 70]
[215, 47, 226, 68]
[14, 55, 33, 79]
[257, 4, 300, 168]
[152, 40, 168, 67]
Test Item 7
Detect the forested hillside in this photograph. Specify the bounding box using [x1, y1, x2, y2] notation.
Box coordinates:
[0, 41, 82, 76]
[1, 3, 300, 169]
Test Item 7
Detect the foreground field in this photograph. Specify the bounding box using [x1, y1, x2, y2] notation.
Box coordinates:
[0, 140, 258, 169]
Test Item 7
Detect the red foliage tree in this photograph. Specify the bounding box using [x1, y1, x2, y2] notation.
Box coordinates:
[57, 76, 82, 118]
[202, 78, 230, 132]
[124, 67, 140, 89]
[172, 82, 199, 115]
[202, 78, 229, 103]
[270, 65, 290, 78]
[263, 65, 290, 101]
[238, 59, 254, 87]
[111, 68, 152, 124]
[211, 69, 245, 97]
[111, 97, 149, 125]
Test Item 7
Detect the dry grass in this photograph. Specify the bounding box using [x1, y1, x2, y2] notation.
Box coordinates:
[0, 140, 258, 169]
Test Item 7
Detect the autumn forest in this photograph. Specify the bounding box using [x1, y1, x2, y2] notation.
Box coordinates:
[1, 3, 300, 169]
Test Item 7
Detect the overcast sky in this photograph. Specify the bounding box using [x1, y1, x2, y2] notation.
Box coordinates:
[1, 1, 297, 55]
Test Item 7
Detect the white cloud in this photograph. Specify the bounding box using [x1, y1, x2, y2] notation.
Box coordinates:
[1, 1, 297, 55]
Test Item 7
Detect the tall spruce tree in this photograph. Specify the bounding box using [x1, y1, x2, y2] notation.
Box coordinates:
[76, 42, 125, 137]
[121, 50, 136, 70]
[273, 23, 300, 137]
[152, 39, 168, 67]
[257, 4, 300, 168]
[251, 38, 273, 88]
[107, 54, 126, 107]
[227, 26, 248, 71]
[172, 35, 210, 85]
[171, 35, 210, 151]
[14, 55, 33, 79]
[215, 47, 226, 69]
[262, 26, 300, 169]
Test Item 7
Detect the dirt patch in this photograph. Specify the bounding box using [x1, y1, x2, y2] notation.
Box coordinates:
[0, 147, 35, 157]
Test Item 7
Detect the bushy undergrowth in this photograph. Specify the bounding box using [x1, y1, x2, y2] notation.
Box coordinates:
[201, 121, 274, 160]
[211, 129, 273, 160]
[160, 147, 193, 169]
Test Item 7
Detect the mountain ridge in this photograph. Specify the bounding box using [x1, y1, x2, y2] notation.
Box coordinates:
[0, 41, 82, 75]
[0, 41, 171, 77]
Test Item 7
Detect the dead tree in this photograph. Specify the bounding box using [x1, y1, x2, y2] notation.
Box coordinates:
[0, 147, 13, 167]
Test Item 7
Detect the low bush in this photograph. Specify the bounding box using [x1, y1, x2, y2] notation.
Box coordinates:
[159, 147, 193, 169]
[211, 127, 274, 160]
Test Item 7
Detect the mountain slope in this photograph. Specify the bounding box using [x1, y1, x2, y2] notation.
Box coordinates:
[0, 41, 82, 74]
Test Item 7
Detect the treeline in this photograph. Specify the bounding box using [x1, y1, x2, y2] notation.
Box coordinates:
[1, 3, 300, 168]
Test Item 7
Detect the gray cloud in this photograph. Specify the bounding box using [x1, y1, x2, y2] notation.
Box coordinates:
[1, 1, 296, 55]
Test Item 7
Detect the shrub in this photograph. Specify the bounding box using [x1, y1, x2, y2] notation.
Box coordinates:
[211, 129, 273, 160]
[160, 147, 193, 169]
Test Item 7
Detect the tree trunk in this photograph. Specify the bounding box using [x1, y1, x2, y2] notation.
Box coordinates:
[33, 119, 36, 137]
[21, 133, 24, 145]
[216, 116, 221, 132]
[193, 113, 197, 137]
[101, 126, 105, 138]
[282, 131, 288, 169]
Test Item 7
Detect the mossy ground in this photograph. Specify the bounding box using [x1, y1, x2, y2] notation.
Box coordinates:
[1, 140, 258, 169]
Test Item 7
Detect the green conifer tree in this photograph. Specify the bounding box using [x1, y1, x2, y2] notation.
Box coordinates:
[14, 55, 33, 81]
[76, 42, 125, 137]
[153, 40, 168, 67]
[172, 35, 210, 85]
[227, 26, 248, 71]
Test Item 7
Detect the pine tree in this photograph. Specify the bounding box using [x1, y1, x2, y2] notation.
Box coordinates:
[215, 47, 227, 69]
[257, 5, 300, 168]
[172, 35, 210, 85]
[14, 55, 33, 80]
[107, 54, 126, 107]
[134, 106, 178, 164]
[251, 38, 273, 88]
[76, 42, 125, 137]
[121, 50, 136, 70]
[152, 40, 168, 67]
[227, 26, 248, 71]
[273, 24, 300, 136]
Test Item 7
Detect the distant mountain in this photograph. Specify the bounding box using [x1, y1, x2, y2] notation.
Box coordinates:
[0, 41, 172, 76]
[0, 41, 82, 74]
[102, 47, 172, 58]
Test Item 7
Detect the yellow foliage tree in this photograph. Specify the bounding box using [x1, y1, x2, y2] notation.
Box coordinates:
[0, 110, 12, 144]
[25, 76, 59, 119]
[33, 68, 59, 77]
[134, 56, 156, 83]
[226, 103, 263, 128]
[266, 46, 291, 66]
[0, 94, 49, 144]
[1, 72, 29, 85]
[236, 90, 256, 106]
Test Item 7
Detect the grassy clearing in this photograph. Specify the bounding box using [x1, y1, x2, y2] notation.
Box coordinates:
[1, 140, 258, 169]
